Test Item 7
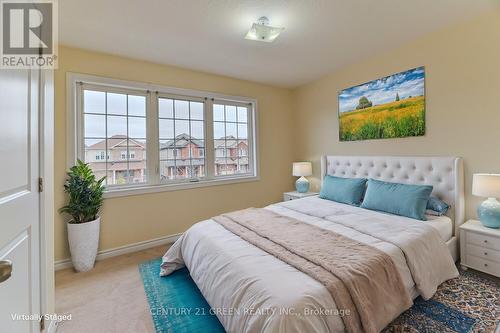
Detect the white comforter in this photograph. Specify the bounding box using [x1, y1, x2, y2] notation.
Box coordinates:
[161, 197, 458, 333]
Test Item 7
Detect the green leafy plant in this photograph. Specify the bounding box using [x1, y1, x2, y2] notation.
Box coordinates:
[59, 160, 106, 224]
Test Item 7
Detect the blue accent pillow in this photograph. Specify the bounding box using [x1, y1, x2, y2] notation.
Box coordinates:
[319, 176, 367, 206]
[426, 197, 449, 216]
[361, 179, 433, 220]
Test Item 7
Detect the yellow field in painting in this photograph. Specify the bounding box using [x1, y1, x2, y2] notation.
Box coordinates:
[339, 96, 425, 141]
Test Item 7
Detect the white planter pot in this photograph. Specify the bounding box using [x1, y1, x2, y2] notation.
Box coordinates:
[67, 217, 100, 272]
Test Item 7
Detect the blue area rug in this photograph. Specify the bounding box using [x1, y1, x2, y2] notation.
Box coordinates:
[140, 259, 499, 333]
[139, 258, 224, 333]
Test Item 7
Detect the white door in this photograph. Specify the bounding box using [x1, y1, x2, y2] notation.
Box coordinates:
[0, 69, 41, 333]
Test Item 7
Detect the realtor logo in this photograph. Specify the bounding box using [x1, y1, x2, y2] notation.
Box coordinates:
[1, 0, 57, 68]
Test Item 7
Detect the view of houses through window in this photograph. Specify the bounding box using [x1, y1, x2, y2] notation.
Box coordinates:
[158, 97, 205, 180]
[213, 103, 249, 176]
[83, 90, 147, 186]
[81, 84, 254, 190]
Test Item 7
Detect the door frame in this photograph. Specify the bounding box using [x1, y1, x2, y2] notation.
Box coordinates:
[39, 69, 55, 330]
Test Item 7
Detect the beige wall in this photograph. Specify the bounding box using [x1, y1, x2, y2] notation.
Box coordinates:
[55, 46, 295, 261]
[56, 10, 499, 260]
[292, 11, 500, 220]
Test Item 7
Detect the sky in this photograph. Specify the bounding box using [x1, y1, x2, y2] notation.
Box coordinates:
[338, 66, 425, 113]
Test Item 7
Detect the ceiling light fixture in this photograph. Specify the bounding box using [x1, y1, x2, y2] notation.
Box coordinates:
[245, 16, 284, 43]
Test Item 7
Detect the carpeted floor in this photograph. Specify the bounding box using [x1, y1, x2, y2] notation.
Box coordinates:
[140, 258, 500, 333]
[384, 268, 499, 332]
[55, 246, 168, 333]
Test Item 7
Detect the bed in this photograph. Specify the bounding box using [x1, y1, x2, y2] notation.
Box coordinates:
[161, 155, 465, 333]
[319, 155, 464, 261]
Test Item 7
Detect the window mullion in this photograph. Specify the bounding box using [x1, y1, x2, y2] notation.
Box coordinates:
[76, 82, 85, 163]
[205, 98, 215, 180]
[173, 99, 177, 181]
[126, 95, 130, 183]
[105, 92, 108, 185]
[147, 91, 160, 185]
[188, 100, 193, 179]
[251, 102, 257, 177]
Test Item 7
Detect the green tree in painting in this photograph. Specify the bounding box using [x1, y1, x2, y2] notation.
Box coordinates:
[395, 93, 400, 101]
[356, 96, 372, 110]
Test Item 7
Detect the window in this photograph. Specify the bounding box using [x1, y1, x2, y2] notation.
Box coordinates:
[215, 148, 225, 157]
[158, 96, 205, 181]
[71, 74, 257, 196]
[213, 102, 251, 176]
[82, 87, 147, 186]
[95, 151, 105, 161]
[120, 150, 136, 160]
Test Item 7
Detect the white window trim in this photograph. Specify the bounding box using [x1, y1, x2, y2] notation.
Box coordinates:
[66, 72, 260, 198]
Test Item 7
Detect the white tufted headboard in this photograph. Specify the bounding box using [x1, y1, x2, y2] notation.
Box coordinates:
[320, 155, 465, 237]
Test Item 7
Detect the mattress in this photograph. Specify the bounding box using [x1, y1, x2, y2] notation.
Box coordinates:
[424, 214, 453, 242]
[286, 195, 453, 242]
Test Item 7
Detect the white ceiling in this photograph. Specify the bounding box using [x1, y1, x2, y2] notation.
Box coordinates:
[59, 0, 499, 88]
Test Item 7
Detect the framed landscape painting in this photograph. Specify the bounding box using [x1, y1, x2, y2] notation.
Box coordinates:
[338, 66, 425, 141]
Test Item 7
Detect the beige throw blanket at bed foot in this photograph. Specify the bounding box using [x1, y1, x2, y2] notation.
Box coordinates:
[212, 208, 412, 333]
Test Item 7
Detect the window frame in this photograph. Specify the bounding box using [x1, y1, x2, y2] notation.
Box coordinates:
[211, 99, 255, 179]
[67, 73, 259, 198]
[76, 82, 151, 190]
[156, 92, 208, 185]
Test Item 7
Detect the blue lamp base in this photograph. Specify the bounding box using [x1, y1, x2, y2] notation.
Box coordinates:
[295, 176, 310, 193]
[478, 198, 500, 228]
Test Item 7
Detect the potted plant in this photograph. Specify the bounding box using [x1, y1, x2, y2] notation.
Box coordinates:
[59, 160, 105, 272]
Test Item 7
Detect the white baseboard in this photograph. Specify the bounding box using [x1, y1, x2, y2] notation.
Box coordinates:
[54, 233, 182, 271]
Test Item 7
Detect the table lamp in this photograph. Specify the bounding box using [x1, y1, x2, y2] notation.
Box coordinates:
[292, 162, 312, 193]
[472, 173, 500, 228]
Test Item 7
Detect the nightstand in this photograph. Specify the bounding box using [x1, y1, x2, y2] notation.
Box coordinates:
[283, 191, 318, 201]
[460, 219, 500, 277]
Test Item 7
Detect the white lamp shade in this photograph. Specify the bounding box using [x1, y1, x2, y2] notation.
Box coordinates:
[472, 174, 500, 198]
[292, 162, 312, 177]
